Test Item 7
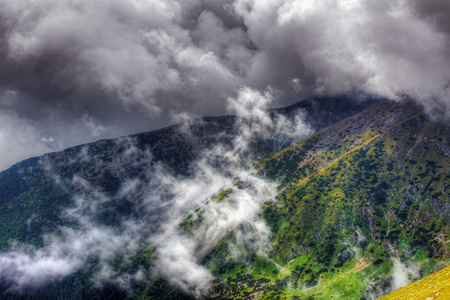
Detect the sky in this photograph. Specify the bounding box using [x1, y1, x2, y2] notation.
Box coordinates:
[1, 0, 450, 171]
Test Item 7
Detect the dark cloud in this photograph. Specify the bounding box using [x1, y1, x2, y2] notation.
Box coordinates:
[411, 0, 450, 35]
[0, 0, 449, 170]
[235, 0, 450, 100]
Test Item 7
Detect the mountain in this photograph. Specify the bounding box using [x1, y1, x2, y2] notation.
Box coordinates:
[0, 95, 376, 250]
[0, 96, 449, 300]
[212, 99, 450, 299]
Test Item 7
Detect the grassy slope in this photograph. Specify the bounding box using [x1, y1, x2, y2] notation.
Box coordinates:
[377, 266, 450, 299]
[0, 97, 378, 299]
[203, 100, 450, 299]
[0, 96, 375, 251]
[1, 98, 449, 299]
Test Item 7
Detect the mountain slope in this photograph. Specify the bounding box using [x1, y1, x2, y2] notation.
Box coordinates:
[0, 97, 449, 299]
[0, 95, 375, 250]
[0, 96, 378, 299]
[201, 99, 450, 299]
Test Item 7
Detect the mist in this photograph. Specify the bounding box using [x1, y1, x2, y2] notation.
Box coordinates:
[0, 87, 308, 296]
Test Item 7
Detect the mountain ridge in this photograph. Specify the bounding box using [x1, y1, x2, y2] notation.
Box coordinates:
[1, 96, 449, 299]
[2, 95, 377, 173]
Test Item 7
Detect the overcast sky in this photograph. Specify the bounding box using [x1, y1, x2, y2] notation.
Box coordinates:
[0, 0, 449, 171]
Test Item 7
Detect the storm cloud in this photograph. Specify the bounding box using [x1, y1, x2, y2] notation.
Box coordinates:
[0, 0, 449, 169]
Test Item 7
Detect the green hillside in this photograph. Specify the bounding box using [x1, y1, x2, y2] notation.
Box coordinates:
[201, 100, 450, 299]
[0, 98, 449, 299]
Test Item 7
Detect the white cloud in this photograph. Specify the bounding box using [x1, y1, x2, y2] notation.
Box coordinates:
[233, 0, 450, 107]
[0, 85, 313, 296]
